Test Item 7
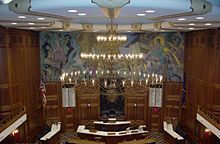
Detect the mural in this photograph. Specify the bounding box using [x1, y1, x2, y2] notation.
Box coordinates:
[40, 31, 184, 82]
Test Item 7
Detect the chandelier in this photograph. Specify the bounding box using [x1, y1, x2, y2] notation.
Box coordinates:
[60, 71, 163, 87]
[96, 30, 127, 49]
[60, 19, 163, 87]
[80, 53, 144, 61]
[95, 19, 127, 50]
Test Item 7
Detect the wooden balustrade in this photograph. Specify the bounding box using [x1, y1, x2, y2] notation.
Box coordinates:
[197, 105, 220, 130]
[0, 104, 26, 132]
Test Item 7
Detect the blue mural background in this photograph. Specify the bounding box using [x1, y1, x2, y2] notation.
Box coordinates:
[40, 31, 184, 82]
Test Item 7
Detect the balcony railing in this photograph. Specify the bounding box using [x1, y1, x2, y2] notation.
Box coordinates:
[0, 104, 26, 132]
[197, 105, 220, 130]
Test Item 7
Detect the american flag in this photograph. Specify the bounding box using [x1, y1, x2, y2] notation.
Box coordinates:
[39, 80, 47, 106]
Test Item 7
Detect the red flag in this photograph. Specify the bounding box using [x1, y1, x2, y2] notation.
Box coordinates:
[40, 80, 47, 106]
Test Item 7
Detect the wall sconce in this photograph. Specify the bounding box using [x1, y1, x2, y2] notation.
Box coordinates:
[12, 129, 19, 136]
[205, 128, 211, 136]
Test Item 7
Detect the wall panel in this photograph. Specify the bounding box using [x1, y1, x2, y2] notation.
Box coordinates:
[0, 48, 8, 84]
[44, 82, 61, 126]
[214, 47, 220, 84]
[213, 84, 220, 105]
[77, 82, 99, 124]
[125, 83, 148, 125]
[164, 82, 182, 129]
[183, 28, 220, 144]
[0, 28, 44, 143]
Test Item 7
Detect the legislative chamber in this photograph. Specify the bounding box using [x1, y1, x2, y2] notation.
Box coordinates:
[0, 0, 220, 144]
[77, 119, 150, 144]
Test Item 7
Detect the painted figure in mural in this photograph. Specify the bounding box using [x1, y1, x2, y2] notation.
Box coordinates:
[41, 33, 54, 81]
[164, 32, 184, 81]
[64, 34, 75, 60]
[52, 40, 66, 65]
[116, 32, 183, 82]
[144, 35, 182, 81]
[42, 43, 51, 58]
[41, 34, 52, 58]
[145, 36, 165, 74]
[62, 33, 83, 71]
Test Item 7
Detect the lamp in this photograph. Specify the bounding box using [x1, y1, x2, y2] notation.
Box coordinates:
[205, 128, 211, 136]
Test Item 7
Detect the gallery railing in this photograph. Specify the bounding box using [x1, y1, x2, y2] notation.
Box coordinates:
[0, 104, 26, 132]
[197, 105, 220, 130]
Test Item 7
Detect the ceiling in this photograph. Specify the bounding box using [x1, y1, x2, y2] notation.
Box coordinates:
[0, 0, 220, 32]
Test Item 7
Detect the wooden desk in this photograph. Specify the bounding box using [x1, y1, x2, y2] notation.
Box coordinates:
[94, 121, 130, 131]
[77, 125, 148, 144]
[40, 122, 61, 144]
[40, 132, 60, 144]
[163, 122, 184, 144]
[164, 131, 184, 144]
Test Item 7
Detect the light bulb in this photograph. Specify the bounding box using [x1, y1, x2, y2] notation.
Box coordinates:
[139, 80, 142, 85]
[122, 80, 125, 86]
[104, 80, 107, 87]
[159, 75, 163, 82]
[146, 79, 148, 85]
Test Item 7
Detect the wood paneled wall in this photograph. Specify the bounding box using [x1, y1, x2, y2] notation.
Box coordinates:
[163, 82, 182, 129]
[0, 27, 44, 143]
[45, 80, 185, 133]
[183, 28, 220, 144]
[125, 82, 148, 125]
[76, 81, 99, 123]
[44, 82, 62, 126]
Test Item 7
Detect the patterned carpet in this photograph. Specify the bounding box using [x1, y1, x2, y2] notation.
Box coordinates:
[147, 131, 164, 144]
[60, 130, 165, 144]
[60, 129, 77, 144]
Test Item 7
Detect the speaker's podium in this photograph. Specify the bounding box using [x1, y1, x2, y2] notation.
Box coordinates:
[94, 118, 130, 131]
[108, 117, 116, 123]
[77, 119, 149, 144]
